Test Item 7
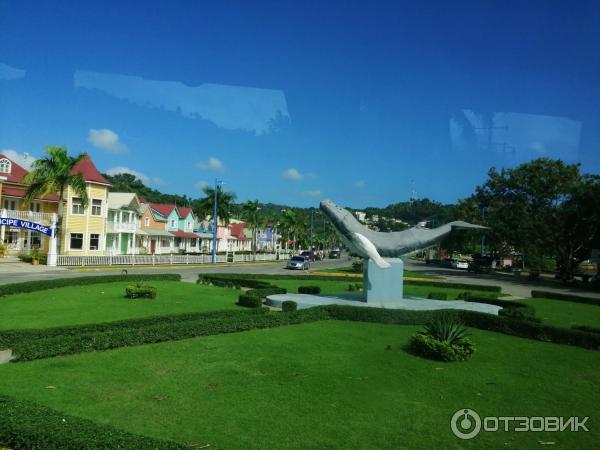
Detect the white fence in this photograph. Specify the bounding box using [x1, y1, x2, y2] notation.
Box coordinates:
[56, 252, 290, 267]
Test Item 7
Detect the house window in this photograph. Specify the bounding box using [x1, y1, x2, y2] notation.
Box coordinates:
[191, 238, 197, 247]
[29, 202, 41, 213]
[161, 238, 169, 247]
[91, 199, 102, 216]
[3, 199, 16, 210]
[31, 232, 42, 249]
[170, 219, 176, 227]
[0, 159, 11, 173]
[70, 233, 83, 250]
[144, 217, 150, 227]
[71, 197, 84, 215]
[89, 234, 100, 250]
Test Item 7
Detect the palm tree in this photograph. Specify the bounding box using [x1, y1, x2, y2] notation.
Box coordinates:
[242, 200, 261, 258]
[196, 185, 237, 225]
[279, 210, 298, 251]
[24, 146, 89, 218]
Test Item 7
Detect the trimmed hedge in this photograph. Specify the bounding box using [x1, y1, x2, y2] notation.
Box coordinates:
[427, 292, 447, 300]
[2, 308, 331, 361]
[572, 325, 600, 334]
[125, 284, 157, 299]
[238, 294, 262, 308]
[0, 274, 181, 297]
[531, 290, 600, 306]
[324, 305, 600, 350]
[463, 296, 539, 322]
[298, 285, 321, 294]
[0, 395, 185, 450]
[198, 273, 502, 293]
[282, 300, 298, 312]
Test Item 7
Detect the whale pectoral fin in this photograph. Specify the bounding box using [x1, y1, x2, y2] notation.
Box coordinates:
[352, 232, 391, 269]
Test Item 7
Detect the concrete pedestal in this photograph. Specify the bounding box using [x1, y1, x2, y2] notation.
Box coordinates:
[364, 258, 404, 303]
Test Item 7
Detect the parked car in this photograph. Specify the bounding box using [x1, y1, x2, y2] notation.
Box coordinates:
[329, 250, 341, 259]
[440, 258, 454, 268]
[451, 259, 469, 270]
[287, 256, 310, 270]
[300, 250, 321, 261]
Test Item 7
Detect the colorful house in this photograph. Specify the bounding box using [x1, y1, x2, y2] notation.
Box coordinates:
[138, 203, 173, 254]
[60, 155, 111, 256]
[106, 193, 141, 255]
[0, 153, 59, 255]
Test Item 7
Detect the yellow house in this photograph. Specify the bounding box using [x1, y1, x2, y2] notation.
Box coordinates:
[59, 155, 111, 256]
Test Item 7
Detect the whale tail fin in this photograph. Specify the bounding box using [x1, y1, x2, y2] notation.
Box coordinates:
[448, 221, 488, 230]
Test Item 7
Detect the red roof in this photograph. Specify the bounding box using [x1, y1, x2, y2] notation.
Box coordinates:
[149, 203, 178, 218]
[71, 155, 111, 185]
[0, 153, 30, 183]
[178, 207, 193, 218]
[230, 222, 250, 240]
[169, 230, 200, 239]
[1, 186, 60, 202]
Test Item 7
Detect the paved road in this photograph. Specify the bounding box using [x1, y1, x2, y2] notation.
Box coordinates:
[1, 256, 598, 299]
[404, 259, 600, 299]
[0, 256, 355, 284]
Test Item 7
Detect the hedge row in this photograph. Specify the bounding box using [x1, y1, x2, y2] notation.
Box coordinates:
[3, 308, 330, 362]
[463, 296, 539, 322]
[325, 305, 600, 350]
[531, 290, 600, 306]
[198, 273, 503, 293]
[0, 395, 185, 450]
[0, 274, 181, 297]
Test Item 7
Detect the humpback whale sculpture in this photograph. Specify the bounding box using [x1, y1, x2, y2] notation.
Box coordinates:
[320, 199, 486, 269]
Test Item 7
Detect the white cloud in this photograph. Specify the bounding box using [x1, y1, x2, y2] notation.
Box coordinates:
[303, 190, 322, 197]
[0, 149, 35, 170]
[355, 180, 366, 189]
[106, 166, 149, 184]
[195, 180, 209, 190]
[0, 62, 26, 81]
[282, 168, 303, 181]
[195, 157, 224, 172]
[88, 128, 127, 154]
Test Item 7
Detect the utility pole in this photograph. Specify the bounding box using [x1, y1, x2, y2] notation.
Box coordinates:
[310, 207, 314, 250]
[480, 207, 486, 256]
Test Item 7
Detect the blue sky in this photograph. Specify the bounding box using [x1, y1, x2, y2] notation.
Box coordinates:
[1, 0, 599, 208]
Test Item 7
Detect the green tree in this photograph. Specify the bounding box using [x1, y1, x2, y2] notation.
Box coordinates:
[242, 200, 261, 257]
[474, 158, 600, 278]
[196, 185, 237, 225]
[24, 146, 89, 217]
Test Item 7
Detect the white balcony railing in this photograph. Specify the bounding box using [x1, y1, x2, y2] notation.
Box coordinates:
[106, 221, 138, 233]
[3, 210, 55, 224]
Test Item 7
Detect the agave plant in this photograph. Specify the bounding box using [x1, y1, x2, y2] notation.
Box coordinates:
[420, 314, 470, 346]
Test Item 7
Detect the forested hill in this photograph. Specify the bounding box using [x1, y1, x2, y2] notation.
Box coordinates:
[363, 199, 454, 225]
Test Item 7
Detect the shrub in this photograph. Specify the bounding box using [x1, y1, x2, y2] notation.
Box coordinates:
[348, 283, 356, 291]
[298, 286, 321, 294]
[237, 294, 262, 308]
[0, 395, 185, 449]
[427, 292, 447, 300]
[531, 290, 600, 306]
[282, 300, 298, 312]
[421, 314, 470, 345]
[125, 283, 157, 299]
[408, 333, 475, 362]
[0, 274, 181, 297]
[463, 296, 539, 322]
[571, 325, 600, 334]
[246, 287, 287, 299]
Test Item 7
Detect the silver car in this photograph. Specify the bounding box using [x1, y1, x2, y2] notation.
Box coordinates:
[287, 255, 310, 270]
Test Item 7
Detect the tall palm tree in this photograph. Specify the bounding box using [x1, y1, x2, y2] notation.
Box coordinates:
[196, 185, 237, 225]
[24, 146, 89, 218]
[279, 210, 298, 251]
[242, 200, 261, 258]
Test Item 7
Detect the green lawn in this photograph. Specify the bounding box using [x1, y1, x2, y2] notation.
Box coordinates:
[263, 278, 498, 299]
[521, 297, 600, 328]
[0, 281, 241, 330]
[0, 321, 597, 449]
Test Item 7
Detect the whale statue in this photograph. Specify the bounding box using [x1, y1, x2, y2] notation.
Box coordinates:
[320, 199, 487, 269]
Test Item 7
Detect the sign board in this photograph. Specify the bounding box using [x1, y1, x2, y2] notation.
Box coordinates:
[0, 218, 52, 236]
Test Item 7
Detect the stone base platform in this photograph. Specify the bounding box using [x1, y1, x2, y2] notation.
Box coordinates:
[266, 293, 501, 315]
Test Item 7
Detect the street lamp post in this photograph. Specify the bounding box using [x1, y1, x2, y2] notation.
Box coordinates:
[211, 179, 223, 264]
